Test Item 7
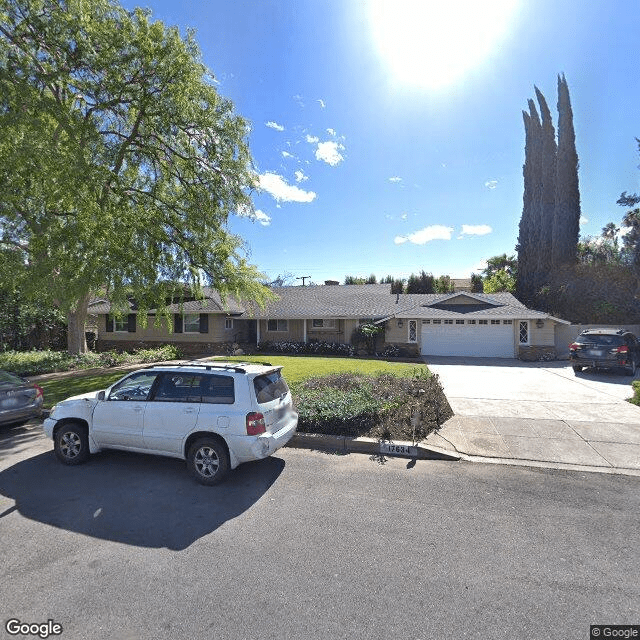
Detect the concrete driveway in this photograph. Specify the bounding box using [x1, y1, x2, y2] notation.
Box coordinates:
[423, 357, 640, 473]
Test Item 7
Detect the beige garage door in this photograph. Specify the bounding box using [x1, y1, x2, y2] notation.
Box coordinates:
[420, 321, 515, 358]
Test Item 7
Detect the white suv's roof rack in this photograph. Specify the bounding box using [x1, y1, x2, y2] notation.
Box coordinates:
[143, 361, 275, 374]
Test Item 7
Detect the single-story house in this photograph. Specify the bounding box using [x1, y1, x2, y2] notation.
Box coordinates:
[89, 284, 569, 360]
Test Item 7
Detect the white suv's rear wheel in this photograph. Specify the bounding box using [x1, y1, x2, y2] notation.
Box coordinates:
[187, 438, 230, 486]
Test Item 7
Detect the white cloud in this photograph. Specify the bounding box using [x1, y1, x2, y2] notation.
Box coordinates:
[315, 141, 345, 166]
[326, 128, 336, 136]
[389, 176, 402, 183]
[400, 213, 408, 221]
[254, 209, 271, 226]
[294, 169, 308, 183]
[317, 99, 326, 108]
[265, 121, 284, 131]
[293, 94, 304, 107]
[579, 215, 589, 226]
[484, 179, 498, 190]
[258, 172, 316, 203]
[394, 225, 453, 245]
[461, 224, 492, 236]
[305, 134, 319, 144]
[281, 151, 294, 159]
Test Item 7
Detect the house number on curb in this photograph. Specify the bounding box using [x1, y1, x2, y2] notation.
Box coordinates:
[379, 443, 418, 457]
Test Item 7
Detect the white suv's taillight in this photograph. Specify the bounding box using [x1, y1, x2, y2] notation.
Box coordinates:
[246, 412, 266, 435]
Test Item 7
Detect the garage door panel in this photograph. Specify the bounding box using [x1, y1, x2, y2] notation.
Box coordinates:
[421, 322, 514, 358]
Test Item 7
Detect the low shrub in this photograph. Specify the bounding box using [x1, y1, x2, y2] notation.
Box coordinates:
[292, 369, 453, 441]
[379, 344, 401, 358]
[257, 341, 356, 357]
[0, 345, 182, 376]
[630, 380, 640, 406]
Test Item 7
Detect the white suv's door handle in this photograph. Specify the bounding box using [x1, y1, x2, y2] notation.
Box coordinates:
[133, 406, 143, 413]
[184, 408, 196, 414]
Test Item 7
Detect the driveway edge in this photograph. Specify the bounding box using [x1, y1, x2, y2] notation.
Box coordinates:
[454, 451, 640, 477]
[287, 433, 461, 461]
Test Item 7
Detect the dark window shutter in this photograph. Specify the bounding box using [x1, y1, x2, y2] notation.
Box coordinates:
[106, 315, 114, 333]
[199, 313, 209, 334]
[174, 314, 183, 333]
[127, 314, 136, 333]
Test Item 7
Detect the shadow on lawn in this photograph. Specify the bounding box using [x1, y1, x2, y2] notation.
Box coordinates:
[0, 449, 284, 550]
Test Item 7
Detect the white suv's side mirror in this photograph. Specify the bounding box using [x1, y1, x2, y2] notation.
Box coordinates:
[97, 390, 106, 401]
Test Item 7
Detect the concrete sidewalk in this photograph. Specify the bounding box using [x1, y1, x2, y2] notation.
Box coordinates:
[423, 415, 640, 475]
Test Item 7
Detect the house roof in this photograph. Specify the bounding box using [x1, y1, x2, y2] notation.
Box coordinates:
[241, 284, 419, 319]
[392, 292, 556, 321]
[87, 288, 245, 315]
[89, 286, 568, 323]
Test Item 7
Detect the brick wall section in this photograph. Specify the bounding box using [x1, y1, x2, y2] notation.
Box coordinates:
[518, 345, 556, 361]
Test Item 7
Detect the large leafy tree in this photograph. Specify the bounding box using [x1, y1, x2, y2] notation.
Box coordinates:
[482, 253, 517, 279]
[0, 0, 269, 353]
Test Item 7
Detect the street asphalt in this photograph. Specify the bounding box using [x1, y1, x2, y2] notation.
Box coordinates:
[1, 433, 639, 640]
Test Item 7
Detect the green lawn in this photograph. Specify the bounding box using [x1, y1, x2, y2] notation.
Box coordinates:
[38, 355, 427, 408]
[39, 371, 129, 408]
[211, 355, 427, 385]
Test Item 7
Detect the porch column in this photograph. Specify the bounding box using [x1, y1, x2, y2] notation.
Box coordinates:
[256, 319, 261, 346]
[303, 318, 307, 344]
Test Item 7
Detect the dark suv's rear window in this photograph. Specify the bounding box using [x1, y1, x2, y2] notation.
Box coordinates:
[578, 334, 624, 347]
[253, 370, 289, 404]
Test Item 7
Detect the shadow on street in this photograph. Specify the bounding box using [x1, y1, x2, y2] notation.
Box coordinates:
[0, 421, 45, 460]
[0, 449, 285, 550]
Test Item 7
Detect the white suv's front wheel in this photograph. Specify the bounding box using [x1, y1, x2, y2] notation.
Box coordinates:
[54, 422, 90, 465]
[187, 438, 230, 486]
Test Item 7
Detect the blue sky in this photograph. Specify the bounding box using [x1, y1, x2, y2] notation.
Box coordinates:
[125, 0, 640, 284]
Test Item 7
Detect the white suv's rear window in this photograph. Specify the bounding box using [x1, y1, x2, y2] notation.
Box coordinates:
[253, 370, 289, 404]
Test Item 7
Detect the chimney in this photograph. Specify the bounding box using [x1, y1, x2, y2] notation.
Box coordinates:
[396, 292, 399, 303]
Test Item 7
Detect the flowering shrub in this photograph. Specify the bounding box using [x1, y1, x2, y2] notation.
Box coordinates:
[292, 369, 453, 440]
[380, 344, 401, 357]
[256, 341, 355, 357]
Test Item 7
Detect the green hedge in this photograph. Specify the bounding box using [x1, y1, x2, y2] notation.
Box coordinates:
[630, 381, 640, 406]
[292, 370, 453, 441]
[0, 345, 182, 377]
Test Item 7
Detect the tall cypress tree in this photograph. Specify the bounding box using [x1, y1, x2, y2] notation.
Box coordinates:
[553, 74, 581, 266]
[517, 108, 537, 304]
[534, 87, 557, 285]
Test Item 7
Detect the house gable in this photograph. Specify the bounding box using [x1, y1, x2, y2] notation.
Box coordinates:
[424, 292, 504, 309]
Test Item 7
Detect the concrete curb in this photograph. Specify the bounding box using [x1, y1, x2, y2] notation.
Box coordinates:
[287, 433, 461, 461]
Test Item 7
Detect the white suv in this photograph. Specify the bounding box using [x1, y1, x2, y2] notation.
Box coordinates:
[42, 362, 298, 485]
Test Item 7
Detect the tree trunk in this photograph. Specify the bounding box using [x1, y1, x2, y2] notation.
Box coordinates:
[66, 294, 91, 354]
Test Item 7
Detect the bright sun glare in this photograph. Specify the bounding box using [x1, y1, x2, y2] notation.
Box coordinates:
[368, 0, 519, 90]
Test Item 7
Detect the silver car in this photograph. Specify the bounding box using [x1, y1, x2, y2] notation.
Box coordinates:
[0, 370, 44, 426]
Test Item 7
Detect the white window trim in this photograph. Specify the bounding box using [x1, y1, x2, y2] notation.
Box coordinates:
[183, 313, 201, 334]
[519, 320, 530, 345]
[408, 320, 417, 343]
[267, 319, 288, 332]
[112, 316, 128, 333]
[311, 319, 336, 329]
[225, 318, 234, 330]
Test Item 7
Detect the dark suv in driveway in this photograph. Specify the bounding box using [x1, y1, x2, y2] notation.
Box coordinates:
[569, 329, 639, 375]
